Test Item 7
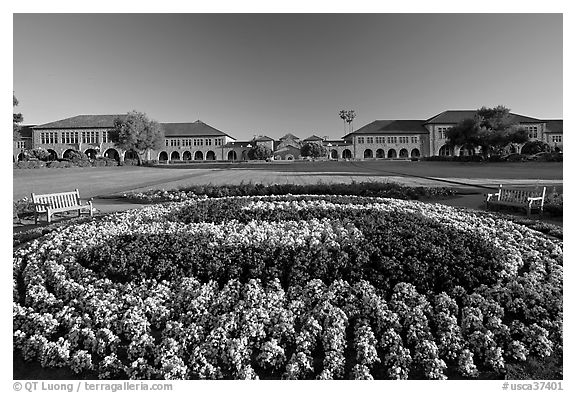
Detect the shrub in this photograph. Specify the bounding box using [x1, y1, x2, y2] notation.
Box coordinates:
[120, 159, 139, 166]
[46, 161, 71, 168]
[248, 145, 273, 160]
[521, 141, 551, 155]
[14, 160, 46, 169]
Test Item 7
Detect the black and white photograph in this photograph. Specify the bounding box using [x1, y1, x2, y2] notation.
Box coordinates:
[9, 3, 567, 391]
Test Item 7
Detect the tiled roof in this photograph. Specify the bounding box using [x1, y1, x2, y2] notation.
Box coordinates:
[345, 120, 428, 138]
[162, 120, 232, 138]
[303, 135, 324, 141]
[254, 135, 275, 142]
[33, 115, 232, 138]
[544, 120, 563, 133]
[16, 125, 35, 138]
[279, 133, 300, 141]
[324, 139, 352, 146]
[424, 110, 542, 124]
[225, 141, 253, 148]
[33, 114, 127, 129]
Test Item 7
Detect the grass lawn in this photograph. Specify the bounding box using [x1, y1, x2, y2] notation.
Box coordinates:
[13, 161, 563, 201]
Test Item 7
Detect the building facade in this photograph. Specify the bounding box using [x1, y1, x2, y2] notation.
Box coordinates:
[16, 110, 562, 162]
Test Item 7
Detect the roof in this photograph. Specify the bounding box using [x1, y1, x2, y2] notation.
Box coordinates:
[16, 125, 35, 138]
[253, 135, 274, 142]
[225, 141, 253, 148]
[544, 120, 563, 134]
[303, 135, 324, 141]
[324, 139, 352, 146]
[345, 120, 428, 138]
[424, 110, 542, 125]
[279, 133, 300, 141]
[162, 120, 232, 138]
[33, 115, 232, 138]
[34, 114, 127, 129]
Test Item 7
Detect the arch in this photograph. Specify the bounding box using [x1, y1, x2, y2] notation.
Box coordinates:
[330, 149, 338, 159]
[47, 149, 58, 161]
[459, 144, 475, 156]
[363, 149, 373, 159]
[411, 148, 420, 158]
[206, 150, 216, 161]
[63, 149, 78, 159]
[124, 150, 139, 160]
[509, 145, 517, 154]
[228, 150, 237, 161]
[159, 151, 169, 161]
[182, 151, 192, 161]
[104, 148, 120, 162]
[241, 150, 248, 160]
[520, 144, 530, 155]
[194, 151, 204, 161]
[84, 149, 98, 159]
[170, 151, 180, 161]
[387, 149, 397, 159]
[438, 145, 453, 156]
[342, 149, 352, 159]
[17, 152, 26, 162]
[399, 148, 409, 158]
[286, 155, 294, 160]
[376, 149, 385, 159]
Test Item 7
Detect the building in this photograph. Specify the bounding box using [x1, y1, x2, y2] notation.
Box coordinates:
[25, 115, 235, 163]
[13, 125, 35, 161]
[17, 110, 562, 162]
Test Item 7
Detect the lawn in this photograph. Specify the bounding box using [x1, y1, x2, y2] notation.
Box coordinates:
[13, 161, 563, 201]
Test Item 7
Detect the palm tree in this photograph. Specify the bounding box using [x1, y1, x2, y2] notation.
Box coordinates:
[345, 110, 357, 133]
[339, 110, 348, 134]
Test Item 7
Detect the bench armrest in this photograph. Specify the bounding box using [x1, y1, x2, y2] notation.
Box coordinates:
[486, 193, 498, 201]
[527, 196, 544, 201]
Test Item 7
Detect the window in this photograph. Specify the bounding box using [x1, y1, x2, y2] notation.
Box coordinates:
[411, 136, 418, 143]
[437, 127, 449, 139]
[375, 136, 385, 144]
[215, 138, 224, 146]
[102, 131, 108, 144]
[387, 136, 397, 144]
[165, 139, 169, 147]
[81, 131, 98, 144]
[357, 137, 365, 144]
[366, 137, 374, 144]
[205, 139, 212, 146]
[40, 132, 58, 144]
[552, 135, 562, 143]
[17, 141, 26, 149]
[399, 136, 409, 144]
[525, 126, 538, 139]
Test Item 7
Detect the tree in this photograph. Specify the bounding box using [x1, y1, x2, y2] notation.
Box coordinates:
[339, 110, 348, 134]
[110, 111, 164, 162]
[345, 110, 357, 133]
[300, 142, 327, 159]
[446, 106, 528, 157]
[339, 109, 357, 134]
[13, 94, 23, 141]
[248, 144, 273, 160]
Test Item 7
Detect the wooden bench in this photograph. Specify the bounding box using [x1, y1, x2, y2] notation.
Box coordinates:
[31, 189, 94, 224]
[486, 184, 546, 217]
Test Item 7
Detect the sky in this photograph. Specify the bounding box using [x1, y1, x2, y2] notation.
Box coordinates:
[13, 13, 562, 141]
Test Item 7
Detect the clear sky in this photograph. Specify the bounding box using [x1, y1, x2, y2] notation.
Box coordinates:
[13, 13, 562, 140]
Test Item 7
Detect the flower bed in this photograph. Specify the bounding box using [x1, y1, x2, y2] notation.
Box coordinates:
[13, 195, 563, 379]
[121, 182, 456, 204]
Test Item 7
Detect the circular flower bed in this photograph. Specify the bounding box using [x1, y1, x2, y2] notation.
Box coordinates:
[13, 195, 563, 379]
